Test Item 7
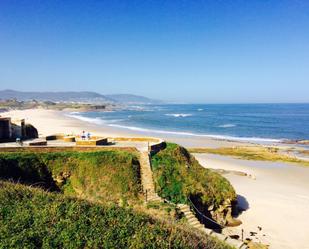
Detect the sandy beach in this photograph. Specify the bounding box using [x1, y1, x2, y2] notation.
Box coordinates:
[2, 108, 309, 249]
[1, 108, 262, 148]
[194, 153, 309, 249]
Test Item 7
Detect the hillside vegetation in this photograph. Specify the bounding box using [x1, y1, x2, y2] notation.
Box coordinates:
[151, 143, 236, 226]
[0, 181, 232, 249]
[0, 149, 234, 248]
[0, 150, 141, 205]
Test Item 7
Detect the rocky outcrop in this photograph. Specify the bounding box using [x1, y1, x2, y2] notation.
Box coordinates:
[209, 199, 242, 227]
[53, 171, 71, 186]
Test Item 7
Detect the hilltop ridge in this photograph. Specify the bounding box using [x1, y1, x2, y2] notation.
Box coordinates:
[0, 89, 162, 105]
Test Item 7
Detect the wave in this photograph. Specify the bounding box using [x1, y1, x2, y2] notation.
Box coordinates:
[197, 108, 204, 111]
[218, 124, 236, 128]
[165, 113, 193, 118]
[68, 114, 126, 125]
[66, 113, 105, 125]
[108, 124, 282, 143]
[66, 113, 282, 144]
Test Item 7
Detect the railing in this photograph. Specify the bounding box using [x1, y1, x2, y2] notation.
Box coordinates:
[187, 197, 225, 229]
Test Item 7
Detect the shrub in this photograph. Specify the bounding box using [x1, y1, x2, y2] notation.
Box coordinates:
[151, 143, 236, 208]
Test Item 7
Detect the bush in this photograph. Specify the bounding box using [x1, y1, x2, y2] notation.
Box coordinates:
[151, 143, 236, 208]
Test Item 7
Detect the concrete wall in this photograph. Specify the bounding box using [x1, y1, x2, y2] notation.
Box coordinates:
[0, 118, 11, 139]
[0, 117, 33, 141]
[149, 140, 166, 156]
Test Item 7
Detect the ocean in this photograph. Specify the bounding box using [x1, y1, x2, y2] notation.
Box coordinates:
[68, 103, 309, 143]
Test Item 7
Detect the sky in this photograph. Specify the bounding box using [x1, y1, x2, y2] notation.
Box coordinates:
[0, 0, 308, 103]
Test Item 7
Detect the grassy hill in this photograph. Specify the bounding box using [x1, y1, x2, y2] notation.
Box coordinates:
[0, 181, 233, 249]
[0, 150, 141, 205]
[151, 143, 237, 226]
[0, 148, 235, 248]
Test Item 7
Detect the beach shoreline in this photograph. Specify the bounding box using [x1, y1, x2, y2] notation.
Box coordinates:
[1, 108, 254, 148]
[3, 108, 306, 151]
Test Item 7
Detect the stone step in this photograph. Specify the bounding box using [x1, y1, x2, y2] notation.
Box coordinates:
[139, 151, 163, 204]
[185, 213, 196, 219]
[183, 210, 193, 216]
[179, 206, 190, 212]
[187, 217, 199, 223]
[189, 220, 201, 226]
[192, 224, 205, 229]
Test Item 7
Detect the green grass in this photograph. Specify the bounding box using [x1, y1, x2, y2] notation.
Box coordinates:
[0, 148, 236, 248]
[0, 150, 142, 205]
[188, 147, 309, 166]
[151, 143, 236, 209]
[0, 181, 233, 249]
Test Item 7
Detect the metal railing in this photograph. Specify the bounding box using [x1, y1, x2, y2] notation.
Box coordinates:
[187, 197, 225, 229]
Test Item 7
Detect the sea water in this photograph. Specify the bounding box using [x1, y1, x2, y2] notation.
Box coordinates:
[68, 103, 309, 143]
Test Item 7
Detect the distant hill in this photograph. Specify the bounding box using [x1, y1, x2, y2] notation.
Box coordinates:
[0, 90, 161, 104]
[106, 94, 162, 104]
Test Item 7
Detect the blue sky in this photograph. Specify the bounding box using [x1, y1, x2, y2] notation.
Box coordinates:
[0, 0, 308, 103]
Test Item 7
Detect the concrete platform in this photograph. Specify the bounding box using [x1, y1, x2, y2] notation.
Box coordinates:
[76, 138, 108, 146]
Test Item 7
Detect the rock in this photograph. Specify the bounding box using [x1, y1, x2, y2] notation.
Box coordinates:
[233, 171, 248, 176]
[53, 171, 71, 185]
[208, 204, 214, 211]
[62, 172, 71, 178]
[226, 217, 242, 227]
[55, 176, 64, 184]
[229, 235, 240, 240]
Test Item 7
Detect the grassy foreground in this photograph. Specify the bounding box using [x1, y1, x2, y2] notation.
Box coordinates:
[0, 149, 235, 248]
[189, 146, 309, 166]
[151, 143, 236, 208]
[0, 181, 233, 249]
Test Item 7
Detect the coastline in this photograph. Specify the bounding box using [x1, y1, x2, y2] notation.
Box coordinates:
[4, 108, 307, 152]
[2, 108, 309, 249]
[1, 108, 255, 148]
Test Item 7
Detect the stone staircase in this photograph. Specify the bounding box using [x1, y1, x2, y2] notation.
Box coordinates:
[177, 203, 248, 249]
[178, 204, 206, 231]
[139, 151, 162, 202]
[139, 146, 247, 249]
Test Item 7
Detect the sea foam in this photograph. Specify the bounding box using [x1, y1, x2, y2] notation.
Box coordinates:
[218, 124, 236, 128]
[165, 113, 192, 118]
